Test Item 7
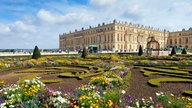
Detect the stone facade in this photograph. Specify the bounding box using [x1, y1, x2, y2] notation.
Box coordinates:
[59, 20, 169, 52]
[168, 28, 192, 49]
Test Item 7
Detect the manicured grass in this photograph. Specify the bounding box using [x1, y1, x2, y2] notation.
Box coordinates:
[148, 78, 192, 87]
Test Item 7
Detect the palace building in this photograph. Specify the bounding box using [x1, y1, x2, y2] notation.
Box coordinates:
[59, 20, 169, 52]
[168, 28, 192, 49]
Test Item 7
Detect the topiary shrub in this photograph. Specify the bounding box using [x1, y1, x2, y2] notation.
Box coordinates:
[138, 45, 143, 56]
[181, 48, 187, 54]
[170, 47, 176, 56]
[81, 47, 88, 58]
[32, 46, 41, 59]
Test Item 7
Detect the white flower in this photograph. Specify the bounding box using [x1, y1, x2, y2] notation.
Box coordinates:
[4, 92, 7, 95]
[122, 90, 126, 94]
[119, 99, 122, 103]
[149, 97, 153, 101]
[24, 80, 30, 83]
[0, 103, 6, 108]
[103, 91, 106, 94]
[11, 94, 14, 98]
[57, 96, 66, 103]
[155, 92, 160, 96]
[9, 105, 15, 108]
[37, 84, 40, 88]
[36, 76, 41, 79]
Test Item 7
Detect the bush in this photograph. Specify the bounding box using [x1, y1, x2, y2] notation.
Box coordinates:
[181, 48, 187, 54]
[32, 46, 41, 59]
[138, 45, 143, 56]
[81, 47, 88, 58]
[170, 47, 176, 56]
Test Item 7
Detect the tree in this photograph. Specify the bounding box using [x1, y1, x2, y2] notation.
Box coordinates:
[138, 45, 143, 56]
[170, 47, 176, 56]
[81, 46, 88, 58]
[181, 48, 187, 54]
[32, 46, 41, 59]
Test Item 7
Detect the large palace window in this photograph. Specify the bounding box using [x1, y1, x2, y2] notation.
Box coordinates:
[174, 39, 177, 44]
[179, 38, 181, 44]
[186, 38, 188, 43]
[117, 34, 119, 41]
[170, 39, 172, 44]
[111, 34, 113, 41]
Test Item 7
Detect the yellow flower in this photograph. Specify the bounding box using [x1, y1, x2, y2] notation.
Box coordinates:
[81, 103, 85, 106]
[74, 105, 79, 108]
[107, 100, 113, 107]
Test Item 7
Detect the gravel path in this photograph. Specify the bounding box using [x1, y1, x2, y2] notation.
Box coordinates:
[126, 68, 192, 99]
[1, 68, 192, 99]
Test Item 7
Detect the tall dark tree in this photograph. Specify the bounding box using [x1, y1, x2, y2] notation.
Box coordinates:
[81, 46, 87, 58]
[138, 45, 143, 56]
[181, 48, 187, 54]
[170, 47, 176, 56]
[32, 46, 41, 59]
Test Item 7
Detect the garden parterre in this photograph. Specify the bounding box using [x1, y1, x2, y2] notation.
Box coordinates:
[0, 54, 192, 107]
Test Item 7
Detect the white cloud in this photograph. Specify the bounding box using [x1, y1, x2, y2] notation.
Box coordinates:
[1, 0, 192, 49]
[89, 0, 117, 7]
[9, 21, 36, 33]
[0, 23, 11, 34]
[37, 9, 94, 25]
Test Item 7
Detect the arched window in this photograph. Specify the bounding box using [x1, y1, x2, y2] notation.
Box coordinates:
[117, 34, 119, 41]
[186, 38, 188, 43]
[179, 38, 181, 44]
[174, 39, 177, 44]
[111, 34, 113, 42]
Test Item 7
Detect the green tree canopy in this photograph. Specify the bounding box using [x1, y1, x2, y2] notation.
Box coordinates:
[32, 46, 41, 59]
[138, 45, 143, 56]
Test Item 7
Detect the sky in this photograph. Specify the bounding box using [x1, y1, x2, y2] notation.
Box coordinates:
[0, 0, 192, 49]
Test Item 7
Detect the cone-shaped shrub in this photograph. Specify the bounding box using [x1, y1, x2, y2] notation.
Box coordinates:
[170, 47, 176, 56]
[81, 47, 87, 58]
[181, 48, 187, 54]
[138, 45, 143, 56]
[32, 46, 41, 59]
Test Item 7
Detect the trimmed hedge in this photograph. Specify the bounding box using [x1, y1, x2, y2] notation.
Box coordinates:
[140, 70, 159, 77]
[154, 66, 180, 70]
[40, 79, 63, 84]
[143, 67, 189, 75]
[183, 91, 192, 96]
[19, 74, 40, 82]
[148, 78, 192, 87]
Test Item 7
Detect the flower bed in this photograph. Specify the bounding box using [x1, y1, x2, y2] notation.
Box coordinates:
[0, 54, 192, 107]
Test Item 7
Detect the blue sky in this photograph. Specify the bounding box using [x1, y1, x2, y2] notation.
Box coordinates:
[0, 0, 192, 49]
